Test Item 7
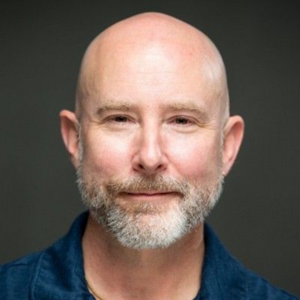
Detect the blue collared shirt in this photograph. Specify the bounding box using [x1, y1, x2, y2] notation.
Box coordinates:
[1, 212, 298, 299]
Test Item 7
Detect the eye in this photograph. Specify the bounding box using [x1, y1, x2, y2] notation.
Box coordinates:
[107, 115, 130, 123]
[173, 116, 192, 125]
[113, 115, 129, 122]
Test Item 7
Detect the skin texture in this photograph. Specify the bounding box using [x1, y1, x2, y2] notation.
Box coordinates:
[60, 12, 244, 300]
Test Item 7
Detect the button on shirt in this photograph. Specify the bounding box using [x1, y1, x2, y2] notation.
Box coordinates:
[0, 212, 298, 299]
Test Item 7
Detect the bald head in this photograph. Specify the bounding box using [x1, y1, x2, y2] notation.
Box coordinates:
[60, 13, 244, 242]
[75, 12, 229, 122]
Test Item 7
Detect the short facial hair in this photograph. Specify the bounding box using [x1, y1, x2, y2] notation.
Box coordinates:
[76, 132, 224, 249]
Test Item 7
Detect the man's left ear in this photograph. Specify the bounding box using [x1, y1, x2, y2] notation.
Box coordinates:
[222, 115, 244, 176]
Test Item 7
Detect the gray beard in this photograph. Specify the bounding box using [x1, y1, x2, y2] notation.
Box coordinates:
[77, 167, 223, 250]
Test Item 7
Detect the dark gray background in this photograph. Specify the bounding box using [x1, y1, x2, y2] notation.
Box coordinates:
[1, 1, 299, 297]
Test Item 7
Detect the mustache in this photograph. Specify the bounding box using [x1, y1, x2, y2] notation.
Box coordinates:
[104, 175, 191, 197]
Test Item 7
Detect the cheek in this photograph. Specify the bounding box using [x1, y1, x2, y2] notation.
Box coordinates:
[166, 134, 221, 180]
[81, 134, 132, 180]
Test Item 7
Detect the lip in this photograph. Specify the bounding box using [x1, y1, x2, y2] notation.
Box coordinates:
[126, 192, 172, 196]
[119, 191, 179, 201]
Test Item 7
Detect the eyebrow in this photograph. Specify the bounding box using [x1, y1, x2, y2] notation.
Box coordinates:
[164, 102, 210, 121]
[95, 100, 209, 121]
[96, 103, 138, 116]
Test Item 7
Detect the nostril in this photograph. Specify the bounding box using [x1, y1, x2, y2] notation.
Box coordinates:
[134, 160, 165, 174]
[138, 163, 145, 170]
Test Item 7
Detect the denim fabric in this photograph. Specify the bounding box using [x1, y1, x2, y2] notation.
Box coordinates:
[0, 212, 298, 299]
[196, 225, 298, 300]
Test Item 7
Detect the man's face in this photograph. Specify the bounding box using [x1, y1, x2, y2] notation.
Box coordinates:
[76, 41, 225, 249]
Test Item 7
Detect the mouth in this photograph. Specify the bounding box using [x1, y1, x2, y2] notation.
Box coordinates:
[127, 191, 172, 195]
[119, 191, 180, 202]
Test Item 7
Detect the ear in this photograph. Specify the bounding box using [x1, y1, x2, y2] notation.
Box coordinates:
[222, 115, 244, 176]
[59, 110, 80, 169]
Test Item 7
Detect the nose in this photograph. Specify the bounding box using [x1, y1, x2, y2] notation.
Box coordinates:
[132, 126, 168, 175]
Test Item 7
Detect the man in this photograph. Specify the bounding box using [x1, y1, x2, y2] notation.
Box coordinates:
[0, 12, 298, 300]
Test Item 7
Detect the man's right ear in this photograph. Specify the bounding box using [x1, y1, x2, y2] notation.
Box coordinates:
[59, 110, 80, 169]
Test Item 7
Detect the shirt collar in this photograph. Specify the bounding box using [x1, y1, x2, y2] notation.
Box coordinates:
[32, 213, 248, 299]
[32, 212, 91, 299]
[197, 224, 247, 299]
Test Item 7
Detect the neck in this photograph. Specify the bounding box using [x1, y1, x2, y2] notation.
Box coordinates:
[82, 215, 205, 300]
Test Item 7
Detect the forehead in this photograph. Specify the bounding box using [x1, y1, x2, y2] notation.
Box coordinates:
[79, 36, 226, 118]
[96, 36, 219, 81]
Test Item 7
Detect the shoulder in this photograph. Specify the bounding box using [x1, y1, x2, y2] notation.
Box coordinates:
[0, 213, 89, 300]
[0, 251, 44, 299]
[202, 224, 299, 299]
[241, 264, 299, 299]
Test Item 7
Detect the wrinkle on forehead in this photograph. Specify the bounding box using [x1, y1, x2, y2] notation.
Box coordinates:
[75, 12, 229, 123]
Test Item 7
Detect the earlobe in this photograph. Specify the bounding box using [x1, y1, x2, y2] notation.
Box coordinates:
[222, 115, 244, 176]
[59, 110, 80, 169]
